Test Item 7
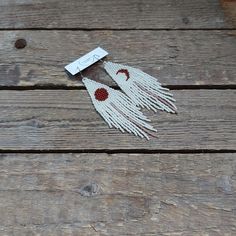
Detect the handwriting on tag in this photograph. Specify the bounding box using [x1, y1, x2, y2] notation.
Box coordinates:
[65, 47, 108, 75]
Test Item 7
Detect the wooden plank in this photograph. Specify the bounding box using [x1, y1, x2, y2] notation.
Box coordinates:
[1, 30, 236, 87]
[0, 90, 235, 150]
[0, 0, 231, 29]
[0, 153, 236, 235]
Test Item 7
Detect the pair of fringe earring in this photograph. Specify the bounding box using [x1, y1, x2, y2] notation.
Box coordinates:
[82, 61, 177, 140]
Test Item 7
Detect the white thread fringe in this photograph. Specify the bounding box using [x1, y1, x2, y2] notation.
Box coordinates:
[82, 78, 157, 140]
[104, 61, 177, 113]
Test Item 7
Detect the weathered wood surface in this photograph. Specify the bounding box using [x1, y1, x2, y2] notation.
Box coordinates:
[0, 153, 236, 235]
[1, 30, 236, 87]
[0, 90, 235, 150]
[0, 0, 231, 29]
[1, 0, 236, 234]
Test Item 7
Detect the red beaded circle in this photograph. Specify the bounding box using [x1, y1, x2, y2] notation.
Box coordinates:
[94, 88, 109, 101]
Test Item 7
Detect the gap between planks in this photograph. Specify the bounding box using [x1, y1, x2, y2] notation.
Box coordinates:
[0, 85, 236, 91]
[0, 28, 236, 31]
[0, 149, 235, 154]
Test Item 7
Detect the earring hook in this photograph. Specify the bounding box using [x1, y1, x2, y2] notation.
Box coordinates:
[77, 66, 85, 79]
[94, 54, 106, 65]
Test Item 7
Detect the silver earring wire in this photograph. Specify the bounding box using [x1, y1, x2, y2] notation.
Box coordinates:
[94, 55, 106, 65]
[77, 66, 85, 79]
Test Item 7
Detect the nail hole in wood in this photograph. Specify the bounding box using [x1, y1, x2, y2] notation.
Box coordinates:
[15, 39, 27, 49]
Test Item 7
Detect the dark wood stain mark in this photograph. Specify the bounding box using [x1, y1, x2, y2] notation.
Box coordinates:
[182, 17, 190, 25]
[0, 65, 21, 86]
[0, 64, 36, 86]
[220, 0, 236, 27]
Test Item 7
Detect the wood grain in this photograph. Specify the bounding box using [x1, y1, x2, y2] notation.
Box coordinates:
[0, 153, 235, 235]
[1, 1, 235, 235]
[0, 89, 235, 150]
[1, 30, 236, 87]
[0, 0, 230, 29]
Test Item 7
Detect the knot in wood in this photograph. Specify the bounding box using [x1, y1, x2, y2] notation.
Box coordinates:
[79, 183, 99, 197]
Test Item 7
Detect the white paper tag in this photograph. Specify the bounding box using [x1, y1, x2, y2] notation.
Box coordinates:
[65, 47, 108, 75]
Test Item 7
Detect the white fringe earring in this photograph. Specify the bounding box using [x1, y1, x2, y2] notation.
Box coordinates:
[82, 77, 157, 140]
[104, 61, 177, 113]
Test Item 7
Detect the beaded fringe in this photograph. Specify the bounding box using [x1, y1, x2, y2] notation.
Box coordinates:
[104, 61, 177, 113]
[82, 78, 157, 140]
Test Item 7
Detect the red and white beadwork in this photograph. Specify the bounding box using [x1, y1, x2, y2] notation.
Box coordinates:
[104, 61, 177, 113]
[82, 78, 157, 140]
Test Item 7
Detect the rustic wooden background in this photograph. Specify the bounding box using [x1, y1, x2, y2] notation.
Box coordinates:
[0, 0, 236, 235]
